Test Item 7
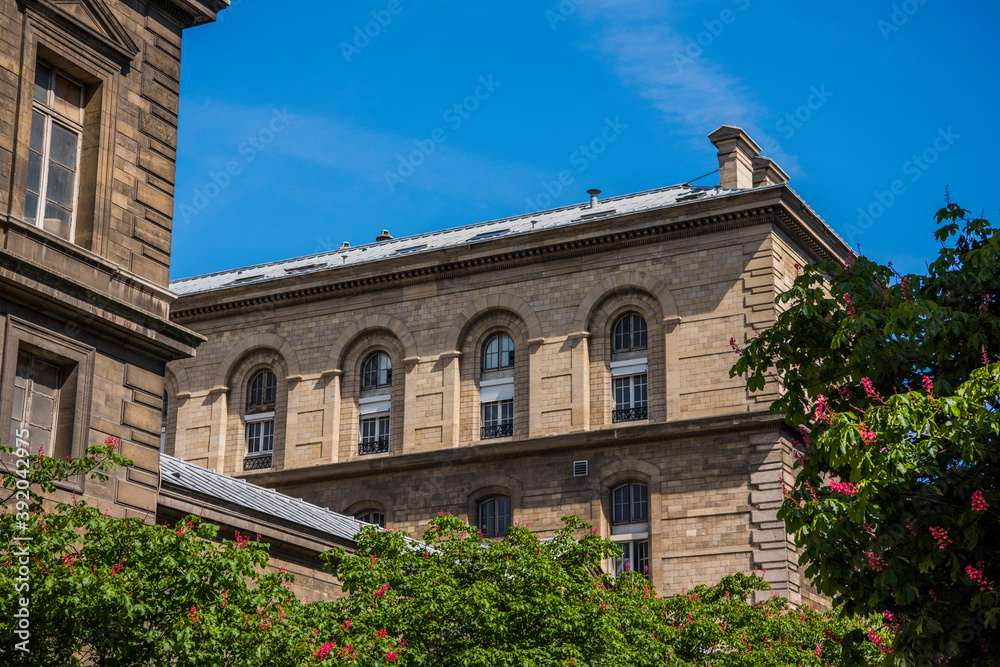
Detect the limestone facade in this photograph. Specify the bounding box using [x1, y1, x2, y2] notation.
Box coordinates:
[167, 127, 847, 607]
[0, 0, 225, 516]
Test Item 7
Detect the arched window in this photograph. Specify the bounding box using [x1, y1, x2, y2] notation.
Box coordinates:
[478, 496, 511, 538]
[244, 370, 277, 470]
[356, 510, 386, 528]
[612, 312, 647, 353]
[610, 482, 650, 578]
[482, 333, 514, 372]
[361, 351, 392, 389]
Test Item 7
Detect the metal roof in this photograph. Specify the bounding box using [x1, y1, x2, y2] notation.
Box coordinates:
[159, 454, 367, 542]
[169, 182, 763, 296]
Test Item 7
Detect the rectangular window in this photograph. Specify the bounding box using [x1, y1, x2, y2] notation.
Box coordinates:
[480, 398, 513, 439]
[26, 62, 84, 241]
[10, 351, 62, 456]
[245, 420, 274, 455]
[359, 415, 390, 454]
[613, 539, 650, 579]
[613, 374, 648, 422]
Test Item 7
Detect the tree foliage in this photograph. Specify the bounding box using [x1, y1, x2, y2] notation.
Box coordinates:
[1, 444, 886, 665]
[731, 202, 1000, 664]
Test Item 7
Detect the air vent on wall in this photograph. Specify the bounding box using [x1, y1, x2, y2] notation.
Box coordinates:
[573, 460, 588, 477]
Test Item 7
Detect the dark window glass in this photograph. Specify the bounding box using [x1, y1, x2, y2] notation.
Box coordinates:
[356, 511, 386, 528]
[482, 334, 514, 371]
[362, 352, 392, 388]
[612, 313, 648, 353]
[479, 496, 511, 537]
[611, 482, 648, 524]
[247, 370, 277, 413]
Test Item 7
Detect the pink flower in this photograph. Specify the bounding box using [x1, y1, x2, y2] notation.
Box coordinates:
[829, 481, 858, 497]
[843, 292, 856, 315]
[813, 395, 830, 422]
[966, 564, 993, 591]
[376, 629, 387, 638]
[922, 375, 933, 396]
[972, 490, 989, 511]
[384, 652, 398, 662]
[861, 377, 877, 399]
[374, 582, 390, 598]
[313, 642, 336, 659]
[814, 645, 822, 656]
[930, 526, 951, 549]
[859, 423, 877, 446]
[823, 629, 841, 644]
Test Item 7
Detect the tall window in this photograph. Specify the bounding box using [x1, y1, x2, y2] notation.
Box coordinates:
[613, 373, 648, 422]
[10, 351, 63, 457]
[482, 333, 514, 371]
[481, 398, 513, 439]
[478, 496, 511, 538]
[27, 62, 85, 241]
[361, 352, 392, 389]
[244, 370, 277, 470]
[612, 313, 647, 353]
[359, 414, 390, 454]
[356, 510, 386, 528]
[611, 482, 650, 579]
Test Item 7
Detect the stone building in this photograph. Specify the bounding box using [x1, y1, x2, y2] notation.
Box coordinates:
[0, 0, 226, 514]
[165, 125, 848, 606]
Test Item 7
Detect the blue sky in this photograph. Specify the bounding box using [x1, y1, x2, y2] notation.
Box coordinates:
[171, 0, 999, 280]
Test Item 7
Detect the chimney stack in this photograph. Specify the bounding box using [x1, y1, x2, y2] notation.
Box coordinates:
[340, 241, 350, 248]
[376, 230, 393, 242]
[751, 156, 789, 188]
[707, 125, 761, 189]
[587, 189, 601, 208]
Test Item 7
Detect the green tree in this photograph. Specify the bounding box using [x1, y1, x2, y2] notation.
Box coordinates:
[731, 202, 1000, 664]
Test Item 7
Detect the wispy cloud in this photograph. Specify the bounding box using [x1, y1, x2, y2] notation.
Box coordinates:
[579, 0, 800, 174]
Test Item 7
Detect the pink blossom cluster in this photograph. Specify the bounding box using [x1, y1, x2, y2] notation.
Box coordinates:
[971, 490, 989, 511]
[921, 375, 934, 396]
[813, 394, 831, 422]
[860, 377, 882, 402]
[823, 629, 841, 644]
[966, 563, 993, 592]
[374, 582, 390, 598]
[829, 481, 858, 496]
[843, 292, 856, 315]
[867, 631, 891, 654]
[865, 551, 884, 572]
[859, 423, 877, 446]
[929, 526, 952, 549]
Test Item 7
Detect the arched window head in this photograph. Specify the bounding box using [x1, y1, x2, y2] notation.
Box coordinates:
[356, 510, 386, 528]
[612, 312, 647, 353]
[362, 351, 392, 389]
[478, 496, 511, 538]
[611, 482, 648, 524]
[246, 370, 277, 414]
[482, 333, 514, 372]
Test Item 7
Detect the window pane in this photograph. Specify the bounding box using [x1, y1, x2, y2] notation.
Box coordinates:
[613, 316, 630, 352]
[24, 192, 39, 225]
[633, 375, 648, 408]
[480, 500, 495, 536]
[482, 402, 497, 427]
[30, 111, 46, 152]
[614, 542, 631, 576]
[496, 497, 511, 535]
[245, 422, 260, 453]
[363, 354, 378, 388]
[262, 420, 274, 451]
[483, 335, 499, 370]
[614, 377, 630, 409]
[27, 150, 43, 195]
[53, 75, 83, 122]
[45, 161, 76, 208]
[378, 416, 390, 437]
[380, 354, 392, 386]
[632, 314, 647, 349]
[11, 385, 24, 422]
[42, 201, 72, 240]
[635, 540, 650, 577]
[49, 123, 78, 169]
[500, 399, 513, 423]
[500, 335, 514, 368]
[632, 483, 648, 521]
[612, 485, 630, 523]
[361, 418, 375, 441]
[34, 63, 51, 103]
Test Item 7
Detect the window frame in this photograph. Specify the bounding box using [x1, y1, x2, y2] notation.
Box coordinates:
[612, 538, 650, 579]
[480, 398, 514, 440]
[481, 333, 515, 372]
[612, 312, 648, 354]
[611, 482, 649, 525]
[243, 369, 277, 469]
[359, 414, 390, 455]
[478, 496, 512, 538]
[26, 61, 85, 241]
[361, 351, 393, 390]
[612, 372, 649, 422]
[356, 510, 386, 528]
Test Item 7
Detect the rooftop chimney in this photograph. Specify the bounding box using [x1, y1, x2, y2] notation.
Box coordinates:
[707, 126, 761, 189]
[587, 189, 601, 208]
[751, 156, 790, 188]
[376, 230, 393, 242]
[340, 241, 350, 248]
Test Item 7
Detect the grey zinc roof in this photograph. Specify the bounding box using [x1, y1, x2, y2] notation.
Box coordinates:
[169, 182, 765, 296]
[159, 454, 366, 542]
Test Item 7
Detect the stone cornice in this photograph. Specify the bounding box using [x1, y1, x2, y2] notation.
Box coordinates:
[171, 186, 849, 323]
[241, 411, 785, 489]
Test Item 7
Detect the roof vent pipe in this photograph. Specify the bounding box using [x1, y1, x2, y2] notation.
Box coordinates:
[340, 241, 350, 248]
[587, 189, 601, 208]
[376, 229, 393, 242]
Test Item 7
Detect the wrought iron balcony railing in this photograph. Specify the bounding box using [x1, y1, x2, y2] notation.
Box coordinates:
[358, 436, 390, 455]
[243, 454, 272, 471]
[612, 407, 648, 423]
[480, 423, 514, 440]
